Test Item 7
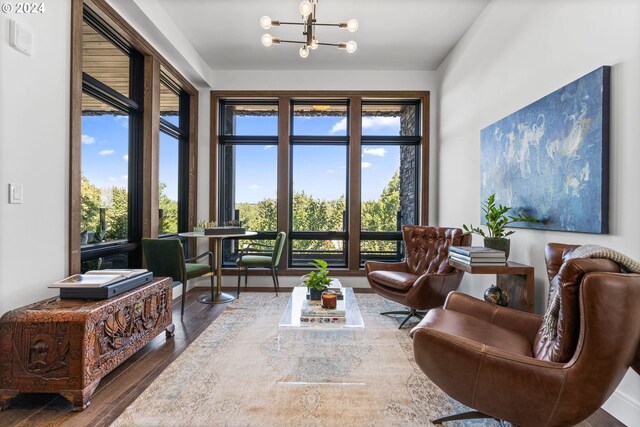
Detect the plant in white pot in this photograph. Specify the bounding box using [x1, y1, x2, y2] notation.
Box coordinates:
[463, 194, 539, 259]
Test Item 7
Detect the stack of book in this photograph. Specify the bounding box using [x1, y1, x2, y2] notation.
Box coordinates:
[300, 298, 346, 324]
[449, 246, 507, 266]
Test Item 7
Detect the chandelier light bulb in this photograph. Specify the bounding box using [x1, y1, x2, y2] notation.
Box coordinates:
[260, 16, 272, 30]
[262, 34, 274, 47]
[299, 0, 312, 17]
[310, 38, 318, 49]
[299, 46, 310, 58]
[347, 19, 358, 32]
[345, 40, 357, 53]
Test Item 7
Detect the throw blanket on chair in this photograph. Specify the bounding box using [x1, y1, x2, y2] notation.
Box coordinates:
[542, 245, 640, 340]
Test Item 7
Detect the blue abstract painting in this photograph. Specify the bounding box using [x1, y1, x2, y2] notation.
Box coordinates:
[480, 66, 610, 234]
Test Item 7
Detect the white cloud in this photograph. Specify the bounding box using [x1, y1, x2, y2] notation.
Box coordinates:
[363, 147, 387, 157]
[121, 175, 128, 180]
[326, 169, 335, 174]
[362, 116, 400, 130]
[249, 184, 259, 190]
[99, 150, 114, 156]
[264, 145, 275, 150]
[330, 118, 347, 134]
[82, 134, 95, 145]
[109, 177, 116, 182]
[330, 116, 400, 135]
[361, 161, 372, 169]
[115, 116, 128, 128]
[122, 154, 129, 161]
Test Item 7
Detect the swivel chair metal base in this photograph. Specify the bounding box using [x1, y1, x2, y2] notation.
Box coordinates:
[433, 411, 506, 426]
[380, 307, 426, 328]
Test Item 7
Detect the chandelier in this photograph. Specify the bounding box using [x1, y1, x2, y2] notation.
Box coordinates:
[260, 0, 358, 58]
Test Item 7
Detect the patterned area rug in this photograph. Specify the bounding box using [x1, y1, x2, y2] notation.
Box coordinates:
[112, 293, 500, 427]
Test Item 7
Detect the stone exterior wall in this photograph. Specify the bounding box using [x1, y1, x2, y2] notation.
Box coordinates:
[399, 105, 417, 227]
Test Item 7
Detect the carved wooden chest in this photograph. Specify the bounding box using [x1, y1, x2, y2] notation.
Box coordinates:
[0, 277, 174, 411]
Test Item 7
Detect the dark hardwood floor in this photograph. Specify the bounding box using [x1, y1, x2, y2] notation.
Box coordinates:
[0, 287, 625, 427]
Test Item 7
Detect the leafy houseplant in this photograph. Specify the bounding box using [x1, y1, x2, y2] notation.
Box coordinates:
[302, 259, 332, 300]
[463, 194, 539, 259]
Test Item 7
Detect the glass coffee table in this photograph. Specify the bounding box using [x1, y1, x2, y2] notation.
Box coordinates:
[276, 285, 366, 385]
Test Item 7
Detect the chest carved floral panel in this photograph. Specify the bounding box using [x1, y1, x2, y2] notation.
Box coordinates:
[0, 277, 174, 411]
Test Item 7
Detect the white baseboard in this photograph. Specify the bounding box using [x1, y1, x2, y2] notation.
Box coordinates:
[602, 385, 640, 426]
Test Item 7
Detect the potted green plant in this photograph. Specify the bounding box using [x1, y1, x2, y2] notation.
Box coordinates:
[301, 259, 332, 300]
[463, 194, 539, 259]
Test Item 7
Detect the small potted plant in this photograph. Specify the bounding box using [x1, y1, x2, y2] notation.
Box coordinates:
[301, 259, 332, 300]
[463, 193, 539, 259]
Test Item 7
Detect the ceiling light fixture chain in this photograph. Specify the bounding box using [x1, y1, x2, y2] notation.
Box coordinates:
[261, 0, 358, 59]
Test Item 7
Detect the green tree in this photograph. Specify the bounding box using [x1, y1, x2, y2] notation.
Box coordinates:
[81, 176, 101, 233]
[159, 182, 178, 234]
[361, 172, 400, 253]
[105, 186, 128, 240]
[254, 198, 277, 231]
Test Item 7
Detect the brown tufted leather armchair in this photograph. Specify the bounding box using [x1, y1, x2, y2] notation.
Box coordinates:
[365, 225, 471, 328]
[411, 243, 640, 426]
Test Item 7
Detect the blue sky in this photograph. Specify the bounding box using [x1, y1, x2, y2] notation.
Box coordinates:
[234, 114, 402, 203]
[82, 114, 180, 200]
[82, 112, 402, 204]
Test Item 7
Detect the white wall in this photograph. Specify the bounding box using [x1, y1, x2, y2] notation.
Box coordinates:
[436, 0, 640, 424]
[0, 6, 71, 315]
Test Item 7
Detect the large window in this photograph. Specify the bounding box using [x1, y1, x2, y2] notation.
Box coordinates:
[80, 13, 143, 271]
[218, 101, 279, 264]
[72, 3, 197, 274]
[214, 94, 426, 272]
[290, 101, 349, 267]
[360, 102, 420, 265]
[159, 75, 189, 236]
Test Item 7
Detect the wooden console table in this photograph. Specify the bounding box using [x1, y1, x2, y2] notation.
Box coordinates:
[0, 277, 174, 411]
[449, 259, 535, 313]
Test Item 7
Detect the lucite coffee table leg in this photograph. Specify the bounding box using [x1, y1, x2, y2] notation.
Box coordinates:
[197, 238, 235, 304]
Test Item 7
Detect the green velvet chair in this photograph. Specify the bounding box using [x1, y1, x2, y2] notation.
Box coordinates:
[236, 231, 286, 297]
[142, 238, 214, 317]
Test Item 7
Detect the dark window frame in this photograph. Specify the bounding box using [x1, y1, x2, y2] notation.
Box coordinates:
[218, 100, 279, 265]
[71, 0, 200, 274]
[289, 99, 350, 268]
[80, 9, 144, 268]
[158, 76, 190, 237]
[359, 100, 421, 265]
[212, 92, 429, 275]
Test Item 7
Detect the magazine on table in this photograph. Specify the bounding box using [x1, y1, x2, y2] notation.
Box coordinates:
[49, 269, 148, 288]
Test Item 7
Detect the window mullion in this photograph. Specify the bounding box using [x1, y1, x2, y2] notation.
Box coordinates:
[348, 96, 362, 271]
[277, 97, 291, 271]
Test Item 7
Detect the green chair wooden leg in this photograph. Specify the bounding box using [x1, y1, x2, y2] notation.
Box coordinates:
[237, 267, 242, 298]
[244, 268, 249, 288]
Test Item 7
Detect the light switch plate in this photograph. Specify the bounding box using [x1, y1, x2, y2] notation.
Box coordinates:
[8, 183, 23, 204]
[9, 20, 33, 56]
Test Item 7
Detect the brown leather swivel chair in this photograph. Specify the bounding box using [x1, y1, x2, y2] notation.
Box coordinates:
[411, 243, 640, 426]
[365, 226, 471, 328]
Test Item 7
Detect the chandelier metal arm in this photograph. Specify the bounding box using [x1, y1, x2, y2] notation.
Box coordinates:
[277, 21, 344, 27]
[278, 39, 308, 45]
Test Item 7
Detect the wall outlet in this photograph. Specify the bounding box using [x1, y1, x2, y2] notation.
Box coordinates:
[8, 183, 23, 204]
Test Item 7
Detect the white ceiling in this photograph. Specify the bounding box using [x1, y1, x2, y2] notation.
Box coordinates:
[155, 0, 490, 71]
